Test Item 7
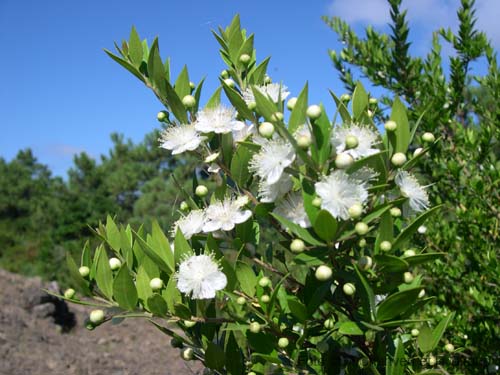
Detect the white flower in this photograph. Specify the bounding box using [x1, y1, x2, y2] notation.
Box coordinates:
[315, 170, 370, 220]
[258, 173, 293, 203]
[249, 139, 295, 185]
[171, 210, 205, 240]
[159, 124, 206, 155]
[331, 124, 379, 159]
[395, 171, 429, 214]
[203, 197, 252, 232]
[232, 123, 255, 144]
[273, 192, 311, 228]
[242, 83, 290, 104]
[195, 105, 245, 134]
[176, 254, 227, 299]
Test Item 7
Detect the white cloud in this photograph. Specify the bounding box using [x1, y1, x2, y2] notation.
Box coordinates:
[328, 0, 390, 25]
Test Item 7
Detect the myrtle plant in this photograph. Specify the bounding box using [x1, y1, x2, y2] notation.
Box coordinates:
[56, 16, 453, 374]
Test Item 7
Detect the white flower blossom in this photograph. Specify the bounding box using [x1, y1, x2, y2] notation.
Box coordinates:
[242, 83, 290, 104]
[258, 173, 293, 203]
[159, 124, 206, 155]
[232, 123, 256, 144]
[203, 197, 252, 232]
[315, 170, 370, 220]
[331, 124, 379, 159]
[249, 139, 295, 185]
[176, 254, 227, 299]
[171, 210, 205, 240]
[395, 171, 429, 214]
[195, 105, 245, 134]
[273, 192, 311, 228]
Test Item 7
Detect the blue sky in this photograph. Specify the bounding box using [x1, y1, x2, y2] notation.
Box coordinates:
[0, 0, 498, 177]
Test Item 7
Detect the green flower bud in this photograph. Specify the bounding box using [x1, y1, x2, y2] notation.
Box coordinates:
[260, 294, 270, 303]
[358, 358, 370, 369]
[422, 132, 435, 143]
[324, 317, 335, 330]
[287, 97, 297, 110]
[182, 95, 196, 108]
[306, 105, 322, 120]
[312, 197, 322, 207]
[369, 97, 378, 104]
[343, 283, 356, 296]
[428, 355, 437, 366]
[390, 207, 402, 217]
[345, 135, 359, 149]
[403, 272, 414, 284]
[391, 152, 407, 166]
[108, 257, 122, 271]
[64, 288, 76, 299]
[444, 343, 455, 352]
[413, 147, 424, 157]
[180, 201, 190, 212]
[380, 241, 392, 252]
[247, 101, 257, 110]
[296, 134, 312, 149]
[249, 322, 261, 333]
[335, 153, 354, 169]
[355, 222, 369, 236]
[264, 75, 272, 84]
[157, 111, 168, 122]
[358, 256, 373, 271]
[315, 265, 333, 281]
[149, 277, 164, 291]
[223, 78, 235, 88]
[236, 296, 246, 305]
[89, 309, 105, 324]
[184, 320, 197, 328]
[247, 372, 257, 375]
[340, 94, 351, 102]
[239, 53, 251, 65]
[411, 328, 420, 337]
[418, 225, 427, 234]
[290, 239, 305, 253]
[195, 185, 208, 197]
[258, 277, 271, 288]
[220, 70, 229, 79]
[403, 249, 417, 257]
[418, 289, 426, 298]
[271, 111, 284, 122]
[358, 238, 367, 247]
[182, 348, 194, 361]
[384, 120, 397, 132]
[348, 203, 363, 219]
[278, 337, 289, 348]
[189, 81, 196, 90]
[258, 122, 274, 138]
[79, 266, 90, 278]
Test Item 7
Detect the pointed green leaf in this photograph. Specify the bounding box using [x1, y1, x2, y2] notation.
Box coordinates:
[174, 65, 190, 99]
[106, 215, 121, 252]
[66, 253, 90, 295]
[354, 265, 376, 321]
[330, 90, 351, 123]
[236, 261, 257, 297]
[271, 213, 325, 246]
[128, 26, 143, 67]
[288, 83, 308, 133]
[132, 229, 171, 273]
[338, 321, 364, 335]
[147, 293, 168, 317]
[205, 343, 226, 371]
[104, 49, 145, 83]
[230, 145, 253, 187]
[392, 206, 442, 251]
[165, 79, 188, 123]
[389, 97, 411, 153]
[377, 287, 423, 322]
[313, 210, 337, 242]
[147, 38, 167, 98]
[206, 87, 222, 109]
[96, 248, 113, 299]
[113, 265, 138, 310]
[174, 228, 193, 266]
[352, 82, 369, 121]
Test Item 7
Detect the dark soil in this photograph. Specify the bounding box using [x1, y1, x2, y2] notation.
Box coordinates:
[0, 269, 203, 375]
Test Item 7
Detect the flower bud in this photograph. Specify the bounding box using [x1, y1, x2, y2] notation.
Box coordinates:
[348, 203, 363, 219]
[335, 153, 354, 169]
[444, 343, 455, 352]
[403, 249, 417, 257]
[180, 201, 190, 212]
[358, 238, 367, 247]
[391, 152, 407, 167]
[264, 75, 272, 84]
[355, 222, 369, 236]
[312, 197, 322, 207]
[422, 132, 435, 143]
[220, 70, 229, 79]
[258, 122, 274, 138]
[340, 94, 351, 102]
[315, 265, 333, 281]
[64, 288, 76, 299]
[182, 95, 196, 108]
[417, 225, 427, 234]
[189, 81, 196, 90]
[249, 322, 261, 333]
[384, 120, 397, 132]
[195, 185, 208, 197]
[258, 277, 271, 288]
[403, 272, 414, 284]
[428, 355, 437, 366]
[182, 348, 194, 361]
[418, 289, 426, 298]
[306, 105, 322, 120]
[290, 239, 305, 253]
[150, 277, 164, 291]
[324, 318, 335, 330]
[271, 111, 284, 122]
[358, 358, 370, 369]
[390, 207, 402, 217]
[358, 256, 373, 271]
[89, 309, 105, 324]
[247, 101, 257, 110]
[343, 283, 356, 296]
[157, 111, 168, 122]
[380, 241, 392, 252]
[239, 53, 251, 65]
[260, 294, 270, 303]
[369, 97, 378, 104]
[184, 320, 197, 328]
[79, 266, 90, 278]
[109, 257, 122, 270]
[345, 135, 359, 149]
[296, 134, 312, 149]
[411, 328, 420, 337]
[223, 78, 235, 88]
[236, 296, 246, 305]
[278, 337, 289, 348]
[287, 97, 297, 110]
[413, 147, 424, 157]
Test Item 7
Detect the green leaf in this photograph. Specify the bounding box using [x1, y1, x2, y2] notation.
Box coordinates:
[392, 206, 442, 251]
[421, 313, 455, 353]
[404, 253, 446, 266]
[221, 132, 234, 166]
[271, 213, 325, 246]
[174, 228, 193, 266]
[250, 56, 270, 84]
[105, 215, 121, 252]
[287, 297, 308, 322]
[294, 249, 329, 266]
[66, 253, 90, 295]
[389, 97, 411, 153]
[353, 265, 376, 321]
[135, 265, 153, 305]
[252, 85, 278, 121]
[225, 332, 245, 375]
[150, 220, 175, 273]
[80, 241, 91, 268]
[174, 65, 190, 99]
[236, 261, 257, 297]
[147, 294, 168, 317]
[288, 83, 308, 133]
[310, 104, 332, 167]
[128, 26, 143, 67]
[330, 90, 351, 123]
[222, 81, 254, 121]
[95, 248, 113, 299]
[206, 87, 222, 109]
[313, 210, 337, 242]
[104, 49, 145, 83]
[132, 230, 171, 273]
[374, 255, 409, 272]
[352, 82, 369, 121]
[113, 265, 138, 311]
[417, 325, 434, 353]
[375, 211, 393, 254]
[205, 343, 226, 371]
[338, 321, 364, 335]
[165, 80, 188, 123]
[387, 338, 405, 375]
[163, 276, 181, 311]
[147, 38, 167, 98]
[377, 287, 423, 322]
[302, 177, 320, 224]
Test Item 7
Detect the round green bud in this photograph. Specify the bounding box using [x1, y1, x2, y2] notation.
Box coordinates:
[249, 322, 261, 333]
[358, 358, 370, 369]
[278, 337, 289, 348]
[271, 111, 284, 122]
[369, 97, 378, 104]
[189, 81, 196, 90]
[239, 53, 251, 65]
[312, 197, 322, 207]
[223, 78, 235, 88]
[260, 294, 270, 303]
[195, 185, 208, 197]
[384, 120, 397, 132]
[157, 111, 168, 122]
[418, 225, 427, 234]
[348, 203, 363, 219]
[171, 337, 184, 348]
[358, 256, 373, 271]
[258, 122, 275, 138]
[264, 75, 272, 84]
[258, 277, 271, 288]
[290, 239, 305, 253]
[444, 343, 455, 352]
[335, 153, 354, 169]
[428, 355, 437, 366]
[422, 132, 435, 143]
[324, 318, 335, 330]
[180, 201, 190, 212]
[358, 238, 367, 247]
[413, 147, 424, 157]
[380, 241, 392, 252]
[391, 152, 407, 167]
[64, 288, 76, 299]
[109, 257, 122, 271]
[287, 97, 297, 111]
[403, 249, 417, 257]
[220, 70, 229, 79]
[345, 135, 359, 149]
[355, 222, 369, 236]
[306, 105, 322, 120]
[315, 265, 333, 281]
[236, 296, 246, 305]
[390, 207, 402, 217]
[184, 320, 196, 328]
[411, 328, 420, 337]
[182, 95, 196, 108]
[367, 109, 374, 117]
[149, 277, 164, 291]
[418, 289, 426, 298]
[296, 134, 312, 149]
[403, 272, 414, 284]
[182, 347, 194, 361]
[340, 94, 351, 102]
[343, 283, 356, 296]
[247, 372, 257, 375]
[247, 101, 257, 110]
[89, 309, 105, 324]
[78, 266, 90, 278]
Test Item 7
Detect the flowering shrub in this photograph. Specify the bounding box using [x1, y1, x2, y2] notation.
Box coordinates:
[58, 16, 453, 374]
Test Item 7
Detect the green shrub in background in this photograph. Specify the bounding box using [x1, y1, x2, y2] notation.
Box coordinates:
[324, 0, 499, 371]
[56, 15, 457, 374]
